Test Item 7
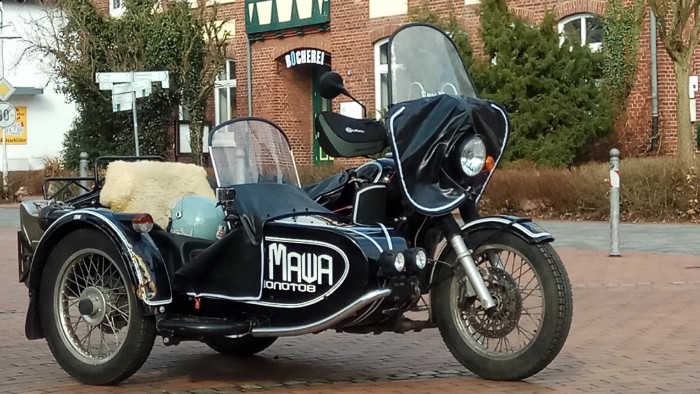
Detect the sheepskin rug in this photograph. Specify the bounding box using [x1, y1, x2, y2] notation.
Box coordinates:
[99, 160, 215, 228]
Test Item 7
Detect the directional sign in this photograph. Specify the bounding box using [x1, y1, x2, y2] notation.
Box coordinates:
[95, 72, 134, 84]
[97, 71, 170, 89]
[112, 92, 135, 104]
[0, 78, 15, 102]
[0, 102, 17, 128]
[113, 101, 133, 112]
[112, 79, 151, 95]
[134, 71, 169, 89]
[96, 70, 170, 156]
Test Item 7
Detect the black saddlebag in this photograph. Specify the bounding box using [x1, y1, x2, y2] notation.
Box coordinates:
[315, 112, 387, 157]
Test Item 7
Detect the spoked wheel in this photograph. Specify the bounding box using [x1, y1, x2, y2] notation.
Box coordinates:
[39, 229, 156, 385]
[204, 335, 277, 356]
[432, 229, 573, 381]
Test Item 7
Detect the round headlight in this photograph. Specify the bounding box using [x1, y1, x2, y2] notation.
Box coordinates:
[394, 252, 405, 272]
[459, 137, 487, 176]
[415, 249, 427, 270]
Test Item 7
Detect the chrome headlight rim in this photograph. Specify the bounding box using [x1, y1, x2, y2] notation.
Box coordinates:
[458, 135, 487, 177]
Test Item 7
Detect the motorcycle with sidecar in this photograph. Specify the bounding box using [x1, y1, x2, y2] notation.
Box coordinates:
[15, 22, 572, 386]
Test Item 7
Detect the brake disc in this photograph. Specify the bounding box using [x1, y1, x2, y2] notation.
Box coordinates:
[462, 267, 522, 338]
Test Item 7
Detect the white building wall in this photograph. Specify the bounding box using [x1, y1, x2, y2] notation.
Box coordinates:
[1, 0, 77, 171]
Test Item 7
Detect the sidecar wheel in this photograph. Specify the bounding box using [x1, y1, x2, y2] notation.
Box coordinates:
[432, 230, 573, 381]
[205, 335, 277, 356]
[39, 229, 156, 385]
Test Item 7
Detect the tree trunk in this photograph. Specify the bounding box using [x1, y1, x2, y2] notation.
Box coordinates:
[674, 61, 695, 166]
[189, 119, 204, 166]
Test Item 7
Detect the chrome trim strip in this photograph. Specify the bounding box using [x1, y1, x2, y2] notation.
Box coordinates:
[251, 288, 392, 337]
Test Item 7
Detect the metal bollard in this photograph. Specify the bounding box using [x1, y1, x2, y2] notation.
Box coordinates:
[79, 151, 89, 195]
[609, 148, 621, 257]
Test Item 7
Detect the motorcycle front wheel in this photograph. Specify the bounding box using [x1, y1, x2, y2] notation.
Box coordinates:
[432, 229, 573, 381]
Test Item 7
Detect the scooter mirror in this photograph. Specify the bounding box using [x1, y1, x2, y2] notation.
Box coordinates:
[318, 71, 348, 100]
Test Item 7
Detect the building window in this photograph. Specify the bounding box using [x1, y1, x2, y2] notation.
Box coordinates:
[215, 59, 237, 125]
[110, 0, 125, 17]
[374, 39, 389, 119]
[558, 13, 603, 52]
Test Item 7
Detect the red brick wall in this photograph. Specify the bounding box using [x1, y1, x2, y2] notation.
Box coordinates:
[91, 0, 700, 162]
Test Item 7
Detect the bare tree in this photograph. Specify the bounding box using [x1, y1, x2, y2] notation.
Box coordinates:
[649, 0, 700, 164]
[17, 0, 230, 167]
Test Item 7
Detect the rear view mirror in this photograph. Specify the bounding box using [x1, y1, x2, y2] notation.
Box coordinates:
[318, 71, 348, 100]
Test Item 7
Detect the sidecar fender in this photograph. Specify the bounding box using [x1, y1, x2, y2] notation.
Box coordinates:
[25, 208, 171, 339]
[433, 215, 554, 262]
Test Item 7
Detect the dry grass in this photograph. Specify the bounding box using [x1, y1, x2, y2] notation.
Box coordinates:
[481, 157, 700, 223]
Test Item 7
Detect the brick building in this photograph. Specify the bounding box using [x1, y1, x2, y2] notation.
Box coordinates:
[99, 0, 693, 164]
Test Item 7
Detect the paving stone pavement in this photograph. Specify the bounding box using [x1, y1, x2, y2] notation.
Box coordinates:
[3, 206, 699, 254]
[2, 208, 700, 393]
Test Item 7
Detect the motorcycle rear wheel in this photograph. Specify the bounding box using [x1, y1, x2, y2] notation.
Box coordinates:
[39, 229, 156, 385]
[432, 229, 573, 381]
[204, 335, 277, 356]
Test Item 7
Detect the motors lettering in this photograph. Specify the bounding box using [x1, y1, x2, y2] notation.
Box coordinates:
[265, 242, 334, 293]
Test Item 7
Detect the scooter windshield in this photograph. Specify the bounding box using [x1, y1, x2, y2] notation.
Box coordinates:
[209, 118, 300, 186]
[388, 23, 477, 104]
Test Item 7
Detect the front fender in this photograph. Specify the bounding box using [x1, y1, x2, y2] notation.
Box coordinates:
[433, 215, 554, 262]
[25, 208, 171, 339]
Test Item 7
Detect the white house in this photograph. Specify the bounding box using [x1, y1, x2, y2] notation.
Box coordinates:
[1, 0, 77, 171]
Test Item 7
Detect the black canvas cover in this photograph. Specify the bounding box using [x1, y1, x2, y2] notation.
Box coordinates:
[387, 94, 510, 216]
[173, 224, 263, 300]
[232, 183, 334, 241]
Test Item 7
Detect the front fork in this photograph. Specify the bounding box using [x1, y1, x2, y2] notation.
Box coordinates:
[437, 214, 496, 311]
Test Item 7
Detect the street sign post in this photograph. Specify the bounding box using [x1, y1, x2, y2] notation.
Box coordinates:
[96, 71, 170, 156]
[0, 101, 16, 192]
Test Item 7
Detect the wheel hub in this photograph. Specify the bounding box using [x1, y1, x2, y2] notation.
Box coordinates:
[79, 287, 107, 326]
[464, 267, 522, 338]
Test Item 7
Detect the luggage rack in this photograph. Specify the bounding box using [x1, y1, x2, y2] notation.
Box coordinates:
[42, 155, 165, 202]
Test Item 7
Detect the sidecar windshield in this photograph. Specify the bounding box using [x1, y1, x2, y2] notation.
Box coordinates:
[208, 118, 300, 186]
[388, 23, 477, 104]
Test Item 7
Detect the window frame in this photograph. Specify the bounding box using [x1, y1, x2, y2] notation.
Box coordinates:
[557, 13, 603, 52]
[374, 38, 389, 120]
[214, 59, 237, 125]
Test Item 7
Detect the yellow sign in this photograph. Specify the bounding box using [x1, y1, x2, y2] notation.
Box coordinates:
[0, 106, 27, 144]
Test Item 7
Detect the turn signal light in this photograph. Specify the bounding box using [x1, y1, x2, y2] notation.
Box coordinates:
[482, 155, 495, 173]
[132, 213, 154, 233]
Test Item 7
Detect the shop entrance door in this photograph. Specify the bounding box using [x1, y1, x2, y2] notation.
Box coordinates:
[312, 68, 333, 165]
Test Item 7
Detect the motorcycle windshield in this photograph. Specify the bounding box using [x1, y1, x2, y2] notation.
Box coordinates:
[209, 118, 300, 187]
[388, 23, 477, 104]
[385, 24, 510, 216]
